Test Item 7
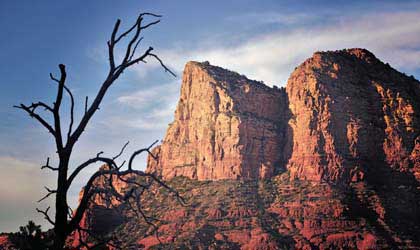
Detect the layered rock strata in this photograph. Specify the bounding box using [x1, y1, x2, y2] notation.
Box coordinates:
[148, 49, 420, 185]
[147, 61, 289, 180]
[286, 49, 420, 183]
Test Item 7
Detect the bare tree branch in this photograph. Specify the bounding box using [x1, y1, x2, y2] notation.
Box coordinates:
[122, 16, 143, 65]
[38, 186, 57, 203]
[140, 19, 161, 30]
[149, 53, 177, 77]
[128, 140, 158, 170]
[76, 226, 121, 250]
[41, 157, 58, 171]
[128, 37, 144, 62]
[66, 156, 118, 191]
[68, 141, 184, 233]
[113, 141, 130, 160]
[28, 101, 54, 113]
[67, 206, 74, 220]
[114, 18, 139, 44]
[118, 160, 126, 169]
[36, 207, 54, 226]
[107, 19, 121, 71]
[50, 72, 75, 142]
[84, 96, 88, 115]
[14, 104, 55, 136]
[114, 13, 162, 44]
[67, 13, 175, 150]
[64, 85, 75, 142]
[52, 64, 67, 150]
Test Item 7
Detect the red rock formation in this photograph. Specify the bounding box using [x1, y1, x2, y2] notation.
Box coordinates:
[147, 61, 289, 180]
[410, 136, 420, 181]
[64, 48, 420, 250]
[148, 49, 420, 185]
[112, 177, 394, 250]
[286, 48, 420, 183]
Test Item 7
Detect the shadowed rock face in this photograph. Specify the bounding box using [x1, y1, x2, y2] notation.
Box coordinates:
[64, 49, 420, 250]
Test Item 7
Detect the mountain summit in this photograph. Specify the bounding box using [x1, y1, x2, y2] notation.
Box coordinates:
[73, 49, 420, 249]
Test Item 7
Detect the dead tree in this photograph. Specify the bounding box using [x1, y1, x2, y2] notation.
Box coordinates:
[15, 13, 180, 250]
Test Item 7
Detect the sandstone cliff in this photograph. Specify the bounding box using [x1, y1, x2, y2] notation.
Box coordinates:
[148, 49, 420, 186]
[286, 49, 420, 183]
[68, 49, 420, 250]
[147, 61, 289, 180]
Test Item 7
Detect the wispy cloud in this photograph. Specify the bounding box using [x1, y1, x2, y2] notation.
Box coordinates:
[101, 80, 180, 131]
[117, 80, 180, 109]
[225, 11, 326, 26]
[139, 9, 420, 86]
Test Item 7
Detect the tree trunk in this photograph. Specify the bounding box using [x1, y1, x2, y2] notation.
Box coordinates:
[52, 156, 70, 250]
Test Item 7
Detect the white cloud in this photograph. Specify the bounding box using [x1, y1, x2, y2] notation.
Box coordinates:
[102, 80, 180, 131]
[140, 10, 420, 86]
[225, 11, 323, 26]
[105, 116, 170, 130]
[117, 80, 180, 109]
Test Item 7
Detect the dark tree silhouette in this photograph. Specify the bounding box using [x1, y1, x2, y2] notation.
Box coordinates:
[15, 13, 181, 250]
[9, 221, 52, 250]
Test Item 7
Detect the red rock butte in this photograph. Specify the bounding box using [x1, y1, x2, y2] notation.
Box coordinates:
[147, 48, 420, 184]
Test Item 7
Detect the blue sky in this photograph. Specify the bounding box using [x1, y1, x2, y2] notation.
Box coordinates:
[1, 0, 420, 232]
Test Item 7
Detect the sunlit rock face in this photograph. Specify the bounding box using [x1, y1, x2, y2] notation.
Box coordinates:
[148, 49, 420, 185]
[147, 61, 290, 180]
[286, 48, 420, 183]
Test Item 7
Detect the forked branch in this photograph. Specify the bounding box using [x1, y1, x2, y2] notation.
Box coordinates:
[36, 207, 54, 226]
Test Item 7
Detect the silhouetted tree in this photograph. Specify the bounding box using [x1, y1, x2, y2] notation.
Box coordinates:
[15, 13, 181, 250]
[9, 221, 52, 250]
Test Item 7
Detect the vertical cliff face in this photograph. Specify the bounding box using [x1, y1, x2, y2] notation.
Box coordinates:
[148, 49, 420, 184]
[286, 48, 420, 183]
[147, 61, 289, 180]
